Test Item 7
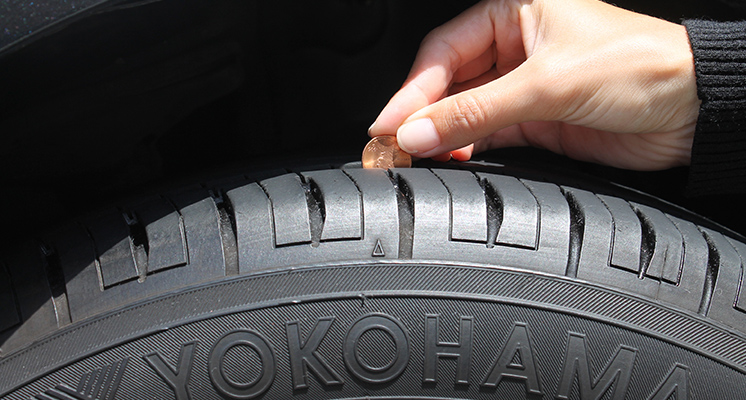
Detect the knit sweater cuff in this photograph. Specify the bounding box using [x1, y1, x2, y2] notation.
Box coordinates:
[683, 19, 746, 196]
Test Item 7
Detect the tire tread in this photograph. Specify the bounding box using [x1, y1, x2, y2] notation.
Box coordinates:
[2, 164, 745, 358]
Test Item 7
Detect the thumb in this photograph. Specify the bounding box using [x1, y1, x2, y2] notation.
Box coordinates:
[396, 62, 543, 158]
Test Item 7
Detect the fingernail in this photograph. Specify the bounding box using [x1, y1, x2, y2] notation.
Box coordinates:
[397, 118, 440, 154]
[367, 121, 377, 135]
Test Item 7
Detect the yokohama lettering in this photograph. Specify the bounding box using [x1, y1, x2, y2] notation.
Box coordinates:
[140, 313, 690, 399]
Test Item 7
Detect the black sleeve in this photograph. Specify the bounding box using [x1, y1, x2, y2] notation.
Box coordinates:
[682, 19, 746, 195]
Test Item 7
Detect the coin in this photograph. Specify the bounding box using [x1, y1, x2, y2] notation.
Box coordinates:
[362, 136, 412, 169]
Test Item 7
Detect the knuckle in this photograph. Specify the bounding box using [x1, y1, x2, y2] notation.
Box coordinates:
[419, 28, 462, 68]
[420, 28, 444, 49]
[449, 94, 488, 133]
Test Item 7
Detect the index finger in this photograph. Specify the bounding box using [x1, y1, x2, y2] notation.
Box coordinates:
[369, 0, 503, 137]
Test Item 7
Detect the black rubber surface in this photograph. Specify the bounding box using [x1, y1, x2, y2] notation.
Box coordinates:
[1, 161, 745, 399]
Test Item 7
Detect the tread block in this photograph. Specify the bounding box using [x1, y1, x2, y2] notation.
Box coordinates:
[564, 187, 613, 268]
[302, 170, 362, 241]
[394, 168, 451, 254]
[658, 217, 709, 312]
[432, 169, 487, 243]
[569, 187, 708, 311]
[569, 188, 659, 299]
[478, 173, 538, 249]
[0, 242, 58, 356]
[134, 199, 188, 273]
[395, 170, 568, 275]
[228, 183, 275, 271]
[163, 191, 227, 276]
[632, 203, 685, 284]
[518, 180, 569, 254]
[49, 224, 102, 322]
[261, 174, 312, 247]
[343, 168, 401, 255]
[228, 170, 400, 272]
[0, 262, 20, 333]
[54, 191, 227, 322]
[597, 195, 642, 274]
[87, 211, 139, 288]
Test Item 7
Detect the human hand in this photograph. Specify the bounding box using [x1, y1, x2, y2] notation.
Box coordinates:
[368, 0, 700, 170]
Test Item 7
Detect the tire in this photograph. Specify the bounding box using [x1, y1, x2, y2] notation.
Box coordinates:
[1, 160, 745, 399]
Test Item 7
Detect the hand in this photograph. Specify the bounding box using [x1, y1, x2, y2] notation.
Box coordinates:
[368, 0, 700, 170]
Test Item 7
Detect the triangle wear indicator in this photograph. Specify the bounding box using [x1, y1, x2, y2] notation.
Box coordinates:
[372, 240, 385, 257]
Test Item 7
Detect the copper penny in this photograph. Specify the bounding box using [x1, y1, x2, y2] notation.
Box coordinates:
[362, 136, 412, 169]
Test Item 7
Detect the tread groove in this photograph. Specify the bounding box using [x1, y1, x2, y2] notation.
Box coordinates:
[561, 188, 584, 278]
[122, 210, 148, 281]
[663, 215, 687, 285]
[634, 208, 656, 280]
[480, 177, 502, 248]
[209, 190, 239, 276]
[122, 211, 149, 258]
[299, 174, 326, 247]
[699, 229, 721, 316]
[388, 170, 414, 259]
[39, 243, 71, 327]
